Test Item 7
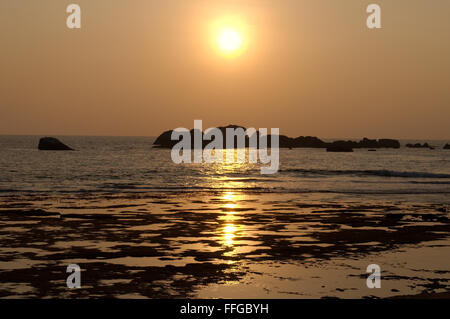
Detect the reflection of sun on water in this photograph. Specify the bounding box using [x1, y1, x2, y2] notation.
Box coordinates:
[201, 149, 261, 191]
[223, 224, 237, 246]
[222, 192, 237, 201]
[224, 203, 236, 210]
[218, 192, 245, 253]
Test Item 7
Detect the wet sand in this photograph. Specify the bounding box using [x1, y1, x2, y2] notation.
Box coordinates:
[0, 191, 449, 298]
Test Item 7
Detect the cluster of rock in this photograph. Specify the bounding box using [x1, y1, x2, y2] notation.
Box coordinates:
[325, 138, 400, 152]
[153, 125, 254, 149]
[153, 125, 401, 152]
[406, 143, 434, 150]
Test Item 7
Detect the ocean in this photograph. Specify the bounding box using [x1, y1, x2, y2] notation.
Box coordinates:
[1, 135, 449, 202]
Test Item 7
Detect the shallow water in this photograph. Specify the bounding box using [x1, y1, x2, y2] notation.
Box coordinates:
[0, 191, 449, 298]
[0, 135, 449, 201]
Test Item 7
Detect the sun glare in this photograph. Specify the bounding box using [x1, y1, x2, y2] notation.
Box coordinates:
[218, 28, 242, 52]
[210, 16, 248, 57]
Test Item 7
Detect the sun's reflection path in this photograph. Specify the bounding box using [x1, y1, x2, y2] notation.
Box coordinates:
[201, 149, 260, 191]
[222, 193, 235, 201]
[217, 192, 246, 257]
[223, 224, 237, 247]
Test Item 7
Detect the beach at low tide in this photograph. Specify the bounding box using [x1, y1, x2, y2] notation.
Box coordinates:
[1, 191, 449, 299]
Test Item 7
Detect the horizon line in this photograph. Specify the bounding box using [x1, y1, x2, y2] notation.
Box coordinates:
[0, 133, 449, 141]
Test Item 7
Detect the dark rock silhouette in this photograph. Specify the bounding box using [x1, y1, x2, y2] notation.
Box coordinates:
[153, 130, 177, 148]
[326, 141, 354, 152]
[153, 125, 401, 150]
[216, 125, 251, 148]
[153, 125, 251, 149]
[359, 138, 379, 148]
[444, 144, 450, 150]
[263, 134, 293, 148]
[378, 139, 401, 149]
[38, 137, 74, 151]
[326, 145, 354, 152]
[406, 142, 433, 149]
[293, 136, 326, 148]
[262, 135, 327, 148]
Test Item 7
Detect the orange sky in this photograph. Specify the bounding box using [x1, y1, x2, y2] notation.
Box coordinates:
[0, 0, 449, 139]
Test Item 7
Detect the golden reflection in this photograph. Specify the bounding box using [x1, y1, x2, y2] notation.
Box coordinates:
[201, 149, 260, 191]
[222, 192, 237, 201]
[217, 192, 246, 252]
[221, 211, 236, 223]
[224, 203, 236, 209]
[223, 224, 237, 246]
[221, 191, 246, 203]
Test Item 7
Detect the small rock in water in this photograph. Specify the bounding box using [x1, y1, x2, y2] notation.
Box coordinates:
[38, 137, 74, 151]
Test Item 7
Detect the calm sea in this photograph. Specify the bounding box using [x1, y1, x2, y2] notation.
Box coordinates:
[1, 135, 449, 203]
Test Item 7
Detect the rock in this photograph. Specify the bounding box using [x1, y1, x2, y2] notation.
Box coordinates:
[444, 144, 450, 150]
[293, 136, 326, 148]
[378, 139, 401, 149]
[326, 145, 354, 153]
[153, 130, 176, 148]
[154, 125, 251, 149]
[326, 138, 401, 149]
[327, 141, 356, 152]
[359, 138, 379, 148]
[263, 134, 293, 148]
[337, 138, 401, 149]
[217, 125, 250, 148]
[38, 137, 74, 151]
[406, 142, 433, 149]
[277, 135, 294, 148]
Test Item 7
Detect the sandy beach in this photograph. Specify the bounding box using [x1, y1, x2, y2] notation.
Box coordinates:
[1, 191, 449, 299]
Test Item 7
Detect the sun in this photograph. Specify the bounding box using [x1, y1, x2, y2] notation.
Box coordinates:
[218, 28, 242, 53]
[209, 16, 248, 57]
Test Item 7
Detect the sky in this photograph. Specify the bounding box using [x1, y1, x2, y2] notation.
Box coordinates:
[0, 0, 449, 139]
